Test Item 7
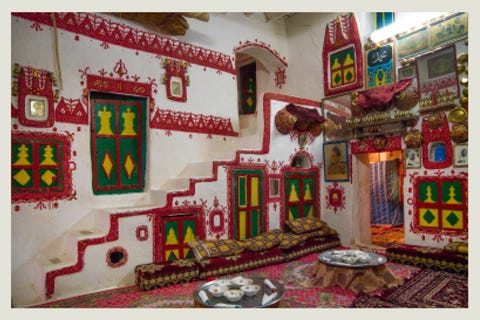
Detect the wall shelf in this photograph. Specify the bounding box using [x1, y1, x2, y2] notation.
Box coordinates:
[343, 115, 418, 140]
[418, 103, 455, 115]
[345, 115, 418, 130]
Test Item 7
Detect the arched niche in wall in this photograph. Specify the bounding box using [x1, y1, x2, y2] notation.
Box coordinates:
[234, 41, 288, 135]
[291, 151, 312, 169]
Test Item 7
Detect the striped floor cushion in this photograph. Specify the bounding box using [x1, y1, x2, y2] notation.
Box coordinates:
[386, 243, 468, 275]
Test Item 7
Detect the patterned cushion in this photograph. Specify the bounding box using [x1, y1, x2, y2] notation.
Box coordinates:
[302, 226, 338, 239]
[188, 239, 244, 262]
[285, 217, 327, 234]
[135, 259, 200, 291]
[444, 241, 468, 255]
[386, 243, 468, 275]
[244, 229, 283, 252]
[198, 247, 285, 279]
[278, 232, 307, 250]
[282, 235, 341, 262]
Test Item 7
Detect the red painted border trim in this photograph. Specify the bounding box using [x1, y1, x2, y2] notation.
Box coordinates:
[234, 40, 288, 67]
[13, 13, 235, 75]
[149, 108, 238, 136]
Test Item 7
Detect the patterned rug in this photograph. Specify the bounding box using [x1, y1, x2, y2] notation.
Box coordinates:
[352, 268, 468, 308]
[31, 253, 420, 308]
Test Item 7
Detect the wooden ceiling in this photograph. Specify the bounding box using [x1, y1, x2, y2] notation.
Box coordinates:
[110, 13, 210, 36]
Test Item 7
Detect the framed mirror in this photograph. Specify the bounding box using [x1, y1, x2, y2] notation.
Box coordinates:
[321, 92, 356, 141]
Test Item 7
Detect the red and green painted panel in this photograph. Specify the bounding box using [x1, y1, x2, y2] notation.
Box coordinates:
[329, 45, 357, 89]
[163, 215, 198, 261]
[12, 131, 74, 203]
[91, 94, 146, 194]
[284, 172, 317, 221]
[415, 177, 467, 233]
[239, 62, 256, 115]
[12, 140, 62, 191]
[233, 170, 264, 240]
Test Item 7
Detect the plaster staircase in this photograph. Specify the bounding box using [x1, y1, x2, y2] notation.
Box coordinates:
[26, 153, 237, 305]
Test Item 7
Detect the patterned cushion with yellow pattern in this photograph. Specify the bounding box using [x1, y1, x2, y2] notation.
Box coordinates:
[444, 241, 468, 255]
[244, 229, 283, 252]
[302, 227, 338, 239]
[188, 239, 244, 262]
[285, 217, 327, 234]
[278, 232, 308, 250]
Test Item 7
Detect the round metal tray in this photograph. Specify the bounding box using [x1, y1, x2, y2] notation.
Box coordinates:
[318, 249, 387, 268]
[193, 276, 285, 308]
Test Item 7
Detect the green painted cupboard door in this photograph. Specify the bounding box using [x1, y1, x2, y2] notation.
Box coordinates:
[163, 215, 198, 261]
[285, 172, 317, 222]
[91, 94, 146, 195]
[233, 170, 264, 240]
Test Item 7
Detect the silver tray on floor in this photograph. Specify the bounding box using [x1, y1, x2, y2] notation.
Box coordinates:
[193, 276, 285, 308]
[318, 249, 387, 268]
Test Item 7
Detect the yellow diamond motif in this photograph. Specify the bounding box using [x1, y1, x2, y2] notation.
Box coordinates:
[246, 96, 253, 107]
[102, 153, 114, 180]
[13, 169, 31, 186]
[41, 170, 57, 186]
[123, 154, 136, 179]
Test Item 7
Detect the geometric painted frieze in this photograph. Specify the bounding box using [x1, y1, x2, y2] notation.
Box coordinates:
[13, 12, 235, 75]
[150, 108, 238, 137]
[55, 97, 88, 125]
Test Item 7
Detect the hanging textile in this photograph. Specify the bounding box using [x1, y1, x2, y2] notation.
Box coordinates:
[369, 159, 403, 226]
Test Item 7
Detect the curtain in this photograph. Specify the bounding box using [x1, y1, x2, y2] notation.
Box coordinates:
[369, 159, 403, 226]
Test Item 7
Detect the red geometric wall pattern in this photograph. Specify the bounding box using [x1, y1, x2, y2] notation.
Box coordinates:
[13, 12, 235, 75]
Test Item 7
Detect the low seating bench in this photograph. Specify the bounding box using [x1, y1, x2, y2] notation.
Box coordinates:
[385, 242, 468, 275]
[135, 217, 341, 291]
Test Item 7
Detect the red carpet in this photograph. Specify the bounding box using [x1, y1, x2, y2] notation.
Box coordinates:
[352, 268, 468, 308]
[31, 252, 419, 308]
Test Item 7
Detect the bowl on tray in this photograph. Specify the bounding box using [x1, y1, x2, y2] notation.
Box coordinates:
[232, 276, 253, 286]
[223, 289, 244, 302]
[208, 284, 228, 297]
[240, 284, 261, 297]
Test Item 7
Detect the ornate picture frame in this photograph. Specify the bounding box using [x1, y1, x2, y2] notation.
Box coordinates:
[398, 64, 417, 81]
[365, 41, 395, 89]
[396, 27, 429, 60]
[323, 140, 349, 182]
[405, 147, 421, 169]
[163, 59, 188, 102]
[415, 44, 459, 107]
[429, 12, 468, 49]
[17, 66, 55, 127]
[453, 144, 468, 168]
